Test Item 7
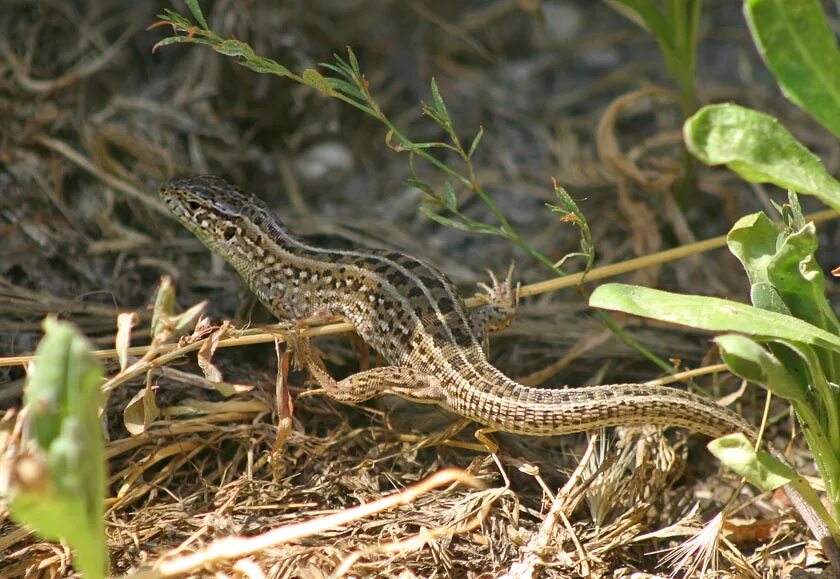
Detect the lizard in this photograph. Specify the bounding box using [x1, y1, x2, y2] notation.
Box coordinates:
[159, 175, 838, 565]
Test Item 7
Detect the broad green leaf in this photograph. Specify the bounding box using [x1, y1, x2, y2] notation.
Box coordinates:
[726, 212, 779, 287]
[710, 434, 840, 539]
[726, 213, 839, 378]
[684, 104, 840, 212]
[715, 334, 807, 402]
[726, 213, 789, 312]
[11, 318, 107, 578]
[778, 341, 840, 445]
[745, 0, 840, 139]
[589, 284, 840, 352]
[24, 319, 102, 448]
[768, 222, 840, 335]
[708, 433, 795, 491]
[749, 281, 789, 314]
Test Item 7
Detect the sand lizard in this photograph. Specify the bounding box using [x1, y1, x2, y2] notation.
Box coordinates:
[159, 175, 837, 561]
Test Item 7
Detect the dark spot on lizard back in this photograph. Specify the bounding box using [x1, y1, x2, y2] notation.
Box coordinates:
[387, 271, 408, 286]
[450, 326, 474, 347]
[407, 286, 424, 298]
[419, 276, 445, 290]
[403, 259, 425, 270]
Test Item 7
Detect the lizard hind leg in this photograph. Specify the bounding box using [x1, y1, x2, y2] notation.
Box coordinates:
[301, 354, 447, 405]
[470, 262, 519, 345]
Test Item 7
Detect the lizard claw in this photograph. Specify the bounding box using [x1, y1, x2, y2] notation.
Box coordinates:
[473, 261, 518, 335]
[477, 261, 518, 309]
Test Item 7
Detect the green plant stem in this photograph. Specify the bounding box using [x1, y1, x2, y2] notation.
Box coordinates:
[795, 400, 840, 521]
[157, 9, 677, 377]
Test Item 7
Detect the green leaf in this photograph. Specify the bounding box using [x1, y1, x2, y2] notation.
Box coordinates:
[215, 39, 255, 58]
[768, 222, 840, 335]
[325, 77, 367, 102]
[184, 0, 210, 30]
[684, 104, 840, 212]
[420, 207, 503, 236]
[727, 213, 778, 287]
[346, 47, 362, 77]
[710, 432, 840, 543]
[726, 213, 789, 312]
[778, 340, 840, 448]
[726, 212, 839, 377]
[24, 319, 102, 447]
[613, 0, 672, 45]
[302, 69, 336, 96]
[467, 126, 484, 159]
[405, 178, 435, 198]
[549, 183, 585, 222]
[748, 281, 789, 314]
[442, 182, 458, 210]
[547, 183, 594, 272]
[589, 284, 840, 352]
[715, 334, 808, 402]
[156, 9, 194, 28]
[708, 433, 795, 491]
[240, 57, 291, 77]
[320, 60, 356, 84]
[429, 78, 452, 129]
[11, 318, 107, 578]
[612, 0, 700, 112]
[400, 141, 455, 151]
[152, 35, 217, 52]
[745, 0, 840, 139]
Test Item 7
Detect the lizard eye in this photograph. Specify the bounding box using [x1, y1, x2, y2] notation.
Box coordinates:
[187, 200, 202, 212]
[222, 226, 237, 241]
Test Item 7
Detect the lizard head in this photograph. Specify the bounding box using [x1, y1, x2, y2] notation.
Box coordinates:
[159, 175, 287, 273]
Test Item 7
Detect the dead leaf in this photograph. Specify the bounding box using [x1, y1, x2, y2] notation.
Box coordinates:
[123, 372, 160, 435]
[116, 312, 138, 372]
